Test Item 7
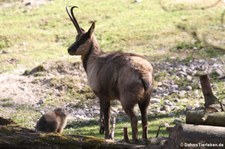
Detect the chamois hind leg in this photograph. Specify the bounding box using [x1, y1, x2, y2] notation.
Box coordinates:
[99, 106, 104, 134]
[99, 99, 111, 139]
[138, 98, 150, 140]
[121, 99, 138, 143]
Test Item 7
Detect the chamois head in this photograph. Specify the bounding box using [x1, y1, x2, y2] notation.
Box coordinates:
[66, 6, 95, 56]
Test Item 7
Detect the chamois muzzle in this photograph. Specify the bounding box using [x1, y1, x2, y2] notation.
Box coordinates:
[67, 43, 76, 55]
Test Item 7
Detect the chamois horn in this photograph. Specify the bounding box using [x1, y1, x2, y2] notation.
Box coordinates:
[66, 6, 82, 34]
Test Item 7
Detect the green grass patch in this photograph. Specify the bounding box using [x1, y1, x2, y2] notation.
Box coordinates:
[64, 116, 178, 140]
[0, 0, 224, 73]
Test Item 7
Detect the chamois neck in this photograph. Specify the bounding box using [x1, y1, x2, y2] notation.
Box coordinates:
[91, 35, 102, 55]
[81, 37, 102, 72]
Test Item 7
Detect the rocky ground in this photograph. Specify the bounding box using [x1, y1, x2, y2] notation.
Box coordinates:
[0, 56, 225, 128]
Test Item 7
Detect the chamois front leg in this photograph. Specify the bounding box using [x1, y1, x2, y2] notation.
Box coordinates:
[99, 99, 111, 139]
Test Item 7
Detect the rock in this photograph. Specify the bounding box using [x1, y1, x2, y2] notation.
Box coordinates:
[176, 71, 187, 77]
[1, 50, 8, 54]
[40, 110, 45, 115]
[173, 118, 183, 124]
[157, 82, 162, 86]
[186, 86, 192, 91]
[133, 0, 142, 3]
[179, 90, 186, 98]
[171, 84, 178, 89]
[76, 109, 86, 117]
[193, 90, 200, 98]
[186, 75, 192, 81]
[160, 111, 166, 115]
[209, 68, 224, 78]
[150, 137, 168, 145]
[160, 105, 171, 112]
[173, 98, 180, 103]
[168, 112, 175, 117]
[186, 105, 192, 111]
[37, 99, 44, 105]
[164, 100, 173, 106]
[150, 98, 160, 104]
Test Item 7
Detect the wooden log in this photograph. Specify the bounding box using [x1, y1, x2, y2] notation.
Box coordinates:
[0, 117, 148, 149]
[186, 110, 225, 127]
[199, 75, 218, 108]
[167, 124, 225, 149]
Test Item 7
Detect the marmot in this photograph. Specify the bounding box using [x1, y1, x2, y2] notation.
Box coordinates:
[35, 108, 67, 133]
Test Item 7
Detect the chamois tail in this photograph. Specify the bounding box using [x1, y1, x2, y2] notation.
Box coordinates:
[140, 73, 153, 94]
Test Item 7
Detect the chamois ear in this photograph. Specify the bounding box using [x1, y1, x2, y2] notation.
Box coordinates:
[87, 21, 95, 37]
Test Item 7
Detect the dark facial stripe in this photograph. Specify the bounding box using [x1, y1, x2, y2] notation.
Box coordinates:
[82, 43, 93, 72]
[68, 33, 90, 53]
[76, 33, 89, 47]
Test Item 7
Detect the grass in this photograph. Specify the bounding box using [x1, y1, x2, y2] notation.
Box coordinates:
[64, 115, 178, 140]
[0, 0, 224, 73]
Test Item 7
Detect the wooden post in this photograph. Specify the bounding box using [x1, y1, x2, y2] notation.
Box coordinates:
[109, 117, 116, 140]
[199, 74, 218, 108]
[123, 127, 130, 143]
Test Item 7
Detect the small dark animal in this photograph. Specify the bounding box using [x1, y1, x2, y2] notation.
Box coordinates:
[66, 6, 153, 142]
[35, 108, 67, 133]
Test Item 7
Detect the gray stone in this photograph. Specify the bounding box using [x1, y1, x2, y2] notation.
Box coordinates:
[173, 118, 183, 124]
[76, 109, 86, 116]
[168, 112, 175, 117]
[186, 75, 192, 81]
[186, 86, 192, 91]
[37, 99, 44, 105]
[174, 98, 180, 103]
[179, 90, 187, 97]
[150, 98, 161, 104]
[164, 100, 173, 106]
[160, 105, 171, 112]
[186, 105, 192, 111]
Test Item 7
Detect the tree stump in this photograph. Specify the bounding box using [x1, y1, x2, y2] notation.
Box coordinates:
[200, 74, 218, 108]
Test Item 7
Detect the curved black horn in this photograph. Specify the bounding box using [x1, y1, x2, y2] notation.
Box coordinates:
[66, 6, 82, 34]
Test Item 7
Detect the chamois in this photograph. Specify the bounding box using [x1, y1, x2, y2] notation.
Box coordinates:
[66, 6, 153, 142]
[35, 108, 67, 133]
